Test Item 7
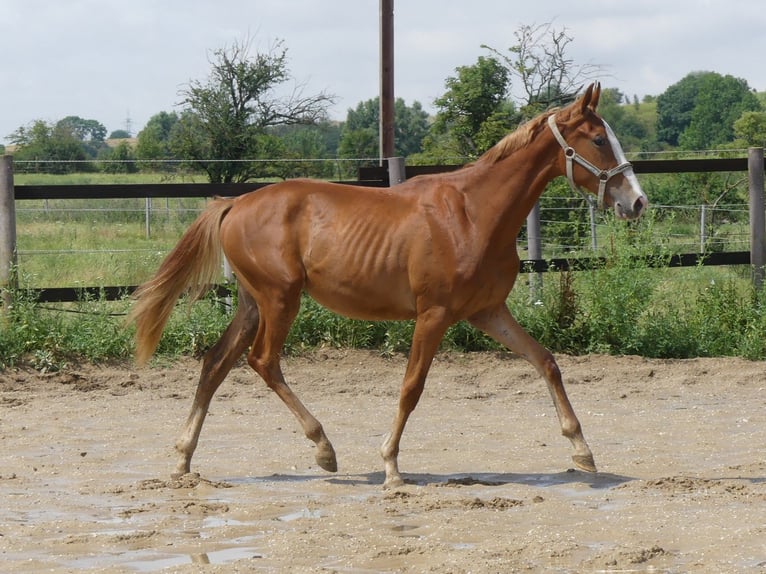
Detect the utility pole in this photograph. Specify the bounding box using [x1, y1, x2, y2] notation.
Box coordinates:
[379, 0, 394, 163]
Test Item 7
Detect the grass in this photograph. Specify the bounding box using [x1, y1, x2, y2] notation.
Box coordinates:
[16, 197, 208, 287]
[14, 171, 209, 186]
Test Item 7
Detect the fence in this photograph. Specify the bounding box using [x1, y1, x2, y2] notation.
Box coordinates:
[0, 150, 764, 303]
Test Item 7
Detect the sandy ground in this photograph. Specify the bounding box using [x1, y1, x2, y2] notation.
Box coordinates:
[1, 349, 766, 573]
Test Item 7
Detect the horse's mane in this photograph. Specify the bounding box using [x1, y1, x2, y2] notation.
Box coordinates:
[475, 109, 558, 165]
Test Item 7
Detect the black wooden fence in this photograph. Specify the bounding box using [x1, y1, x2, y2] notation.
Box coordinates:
[1, 151, 764, 303]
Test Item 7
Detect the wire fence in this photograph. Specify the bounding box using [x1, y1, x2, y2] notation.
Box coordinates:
[12, 196, 751, 290]
[8, 154, 761, 290]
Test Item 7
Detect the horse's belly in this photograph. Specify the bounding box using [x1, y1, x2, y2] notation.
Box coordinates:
[305, 279, 416, 321]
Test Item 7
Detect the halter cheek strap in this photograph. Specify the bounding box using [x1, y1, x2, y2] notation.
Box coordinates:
[546, 114, 633, 210]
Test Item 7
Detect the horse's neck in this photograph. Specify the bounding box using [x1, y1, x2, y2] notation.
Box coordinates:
[462, 137, 560, 241]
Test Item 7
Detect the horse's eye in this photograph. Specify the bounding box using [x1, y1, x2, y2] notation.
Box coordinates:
[594, 135, 606, 147]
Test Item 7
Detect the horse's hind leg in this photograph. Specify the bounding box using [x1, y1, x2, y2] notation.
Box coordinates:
[246, 287, 337, 473]
[173, 284, 260, 478]
[469, 304, 596, 473]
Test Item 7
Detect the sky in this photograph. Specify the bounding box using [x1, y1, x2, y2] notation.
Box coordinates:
[1, 0, 765, 145]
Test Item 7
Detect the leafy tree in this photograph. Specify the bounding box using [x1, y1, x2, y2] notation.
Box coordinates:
[109, 130, 132, 139]
[656, 72, 707, 146]
[9, 119, 87, 172]
[338, 97, 429, 160]
[100, 141, 137, 174]
[135, 111, 180, 165]
[428, 56, 514, 158]
[733, 110, 766, 148]
[57, 116, 107, 143]
[657, 72, 761, 149]
[679, 74, 761, 150]
[56, 116, 108, 158]
[263, 123, 340, 179]
[174, 38, 335, 183]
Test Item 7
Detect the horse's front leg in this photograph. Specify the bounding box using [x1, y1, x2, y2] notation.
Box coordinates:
[381, 307, 452, 489]
[469, 304, 596, 473]
[173, 285, 259, 478]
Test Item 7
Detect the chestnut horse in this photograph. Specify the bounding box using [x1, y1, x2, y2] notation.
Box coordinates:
[130, 83, 647, 488]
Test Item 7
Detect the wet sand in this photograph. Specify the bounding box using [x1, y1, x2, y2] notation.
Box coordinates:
[1, 350, 765, 572]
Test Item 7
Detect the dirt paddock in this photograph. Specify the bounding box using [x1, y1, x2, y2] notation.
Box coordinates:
[1, 350, 765, 573]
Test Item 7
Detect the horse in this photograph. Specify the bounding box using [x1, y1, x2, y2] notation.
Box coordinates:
[129, 83, 647, 488]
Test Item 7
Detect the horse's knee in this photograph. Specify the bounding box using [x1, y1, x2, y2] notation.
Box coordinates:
[539, 352, 562, 382]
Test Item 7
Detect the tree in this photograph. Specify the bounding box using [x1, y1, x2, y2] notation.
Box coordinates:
[428, 56, 514, 158]
[678, 74, 761, 150]
[56, 116, 108, 158]
[57, 116, 107, 143]
[657, 72, 761, 149]
[100, 140, 137, 174]
[733, 111, 766, 148]
[135, 111, 180, 165]
[109, 130, 132, 139]
[9, 119, 87, 172]
[655, 72, 706, 146]
[338, 97, 429, 160]
[483, 22, 602, 119]
[174, 38, 335, 183]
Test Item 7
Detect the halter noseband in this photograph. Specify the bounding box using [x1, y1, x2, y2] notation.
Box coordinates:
[547, 114, 633, 210]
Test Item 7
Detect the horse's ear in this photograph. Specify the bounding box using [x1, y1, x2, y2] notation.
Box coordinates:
[589, 82, 601, 111]
[578, 83, 595, 115]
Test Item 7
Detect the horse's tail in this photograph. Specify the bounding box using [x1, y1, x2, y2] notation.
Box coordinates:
[129, 197, 235, 365]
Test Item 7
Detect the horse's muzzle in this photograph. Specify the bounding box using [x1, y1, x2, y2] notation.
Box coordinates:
[614, 192, 648, 220]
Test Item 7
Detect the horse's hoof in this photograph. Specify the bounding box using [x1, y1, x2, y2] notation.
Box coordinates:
[382, 475, 406, 490]
[572, 454, 597, 473]
[316, 447, 338, 473]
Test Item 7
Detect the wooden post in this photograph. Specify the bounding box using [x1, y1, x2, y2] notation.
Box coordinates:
[0, 155, 18, 310]
[387, 157, 406, 185]
[699, 204, 707, 253]
[527, 201, 543, 300]
[748, 147, 765, 290]
[379, 0, 395, 163]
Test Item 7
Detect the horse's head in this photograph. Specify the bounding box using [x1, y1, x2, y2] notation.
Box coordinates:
[548, 83, 648, 220]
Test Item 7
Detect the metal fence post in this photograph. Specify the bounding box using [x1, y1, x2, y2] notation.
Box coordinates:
[748, 147, 765, 290]
[387, 157, 406, 185]
[0, 155, 17, 310]
[145, 197, 152, 239]
[588, 203, 598, 251]
[527, 201, 543, 300]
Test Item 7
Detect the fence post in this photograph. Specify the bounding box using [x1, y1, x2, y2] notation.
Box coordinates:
[0, 155, 17, 310]
[144, 197, 152, 239]
[527, 201, 543, 300]
[387, 157, 406, 185]
[699, 205, 707, 253]
[748, 147, 765, 290]
[588, 203, 598, 251]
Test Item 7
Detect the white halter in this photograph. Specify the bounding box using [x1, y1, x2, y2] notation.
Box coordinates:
[547, 114, 633, 210]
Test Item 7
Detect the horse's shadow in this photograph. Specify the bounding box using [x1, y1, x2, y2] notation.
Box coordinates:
[227, 469, 632, 490]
